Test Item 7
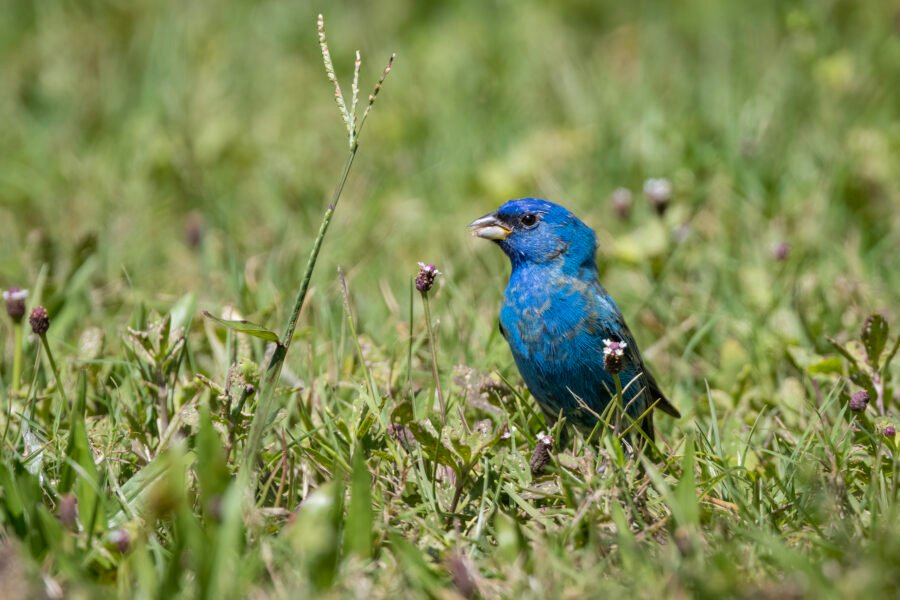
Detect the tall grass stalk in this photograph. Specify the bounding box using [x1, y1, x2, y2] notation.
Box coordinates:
[240, 15, 395, 482]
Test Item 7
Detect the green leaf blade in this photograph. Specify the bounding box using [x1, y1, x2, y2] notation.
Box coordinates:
[202, 311, 280, 343]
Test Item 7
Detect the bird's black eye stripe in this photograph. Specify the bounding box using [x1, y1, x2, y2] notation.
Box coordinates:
[520, 213, 538, 227]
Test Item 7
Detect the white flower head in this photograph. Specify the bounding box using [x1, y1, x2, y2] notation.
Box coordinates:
[2, 288, 28, 302]
[643, 178, 672, 201]
[603, 339, 627, 357]
[417, 262, 441, 276]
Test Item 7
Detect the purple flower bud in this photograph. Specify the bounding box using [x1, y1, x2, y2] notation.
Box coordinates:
[388, 423, 415, 449]
[447, 552, 477, 599]
[849, 390, 869, 412]
[206, 496, 223, 521]
[643, 178, 672, 216]
[58, 494, 78, 530]
[3, 288, 28, 323]
[885, 425, 896, 439]
[415, 262, 441, 293]
[108, 529, 131, 553]
[772, 241, 790, 261]
[530, 433, 553, 476]
[611, 187, 633, 220]
[184, 211, 204, 249]
[29, 306, 49, 336]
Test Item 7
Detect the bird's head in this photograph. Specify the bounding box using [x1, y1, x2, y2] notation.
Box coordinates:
[469, 198, 597, 271]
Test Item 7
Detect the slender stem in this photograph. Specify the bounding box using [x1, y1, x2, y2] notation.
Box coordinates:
[289, 145, 357, 344]
[406, 279, 414, 391]
[873, 372, 885, 416]
[612, 372, 624, 435]
[241, 144, 358, 476]
[420, 292, 446, 426]
[12, 323, 22, 393]
[449, 467, 467, 514]
[40, 333, 70, 411]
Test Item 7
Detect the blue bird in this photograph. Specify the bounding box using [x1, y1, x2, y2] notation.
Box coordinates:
[469, 198, 680, 445]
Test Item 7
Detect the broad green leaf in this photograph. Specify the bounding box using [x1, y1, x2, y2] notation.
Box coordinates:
[826, 336, 860, 369]
[407, 421, 459, 472]
[207, 481, 245, 599]
[494, 511, 527, 564]
[344, 446, 373, 559]
[390, 401, 414, 425]
[861, 314, 889, 367]
[807, 356, 843, 375]
[169, 293, 197, 333]
[674, 436, 700, 527]
[610, 503, 638, 573]
[61, 376, 101, 535]
[0, 463, 27, 537]
[285, 482, 344, 591]
[388, 533, 445, 596]
[108, 451, 196, 527]
[450, 435, 472, 466]
[202, 311, 280, 343]
[195, 406, 230, 513]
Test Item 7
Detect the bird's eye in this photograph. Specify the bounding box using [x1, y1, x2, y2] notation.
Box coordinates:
[520, 213, 538, 227]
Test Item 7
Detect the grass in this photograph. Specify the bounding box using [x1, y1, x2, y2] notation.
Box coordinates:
[1, 0, 899, 597]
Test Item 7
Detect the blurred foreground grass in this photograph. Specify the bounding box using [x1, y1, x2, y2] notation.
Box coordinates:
[1, 0, 899, 597]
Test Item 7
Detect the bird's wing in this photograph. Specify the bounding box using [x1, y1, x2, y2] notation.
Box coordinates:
[591, 283, 681, 419]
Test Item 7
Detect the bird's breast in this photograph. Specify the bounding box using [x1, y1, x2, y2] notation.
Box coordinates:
[500, 271, 605, 365]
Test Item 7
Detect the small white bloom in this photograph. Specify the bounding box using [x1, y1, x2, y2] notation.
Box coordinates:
[2, 288, 28, 301]
[602, 339, 627, 357]
[417, 262, 441, 276]
[643, 178, 672, 201]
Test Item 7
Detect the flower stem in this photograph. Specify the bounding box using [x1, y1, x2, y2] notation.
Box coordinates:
[39, 333, 70, 411]
[612, 372, 624, 434]
[12, 323, 22, 393]
[420, 292, 446, 426]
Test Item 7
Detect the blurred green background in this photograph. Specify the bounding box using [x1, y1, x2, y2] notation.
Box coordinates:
[3, 0, 896, 304]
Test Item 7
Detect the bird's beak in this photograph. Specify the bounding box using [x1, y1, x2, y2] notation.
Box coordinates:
[468, 212, 511, 240]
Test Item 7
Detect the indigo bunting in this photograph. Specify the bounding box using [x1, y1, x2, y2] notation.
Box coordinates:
[470, 198, 680, 444]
